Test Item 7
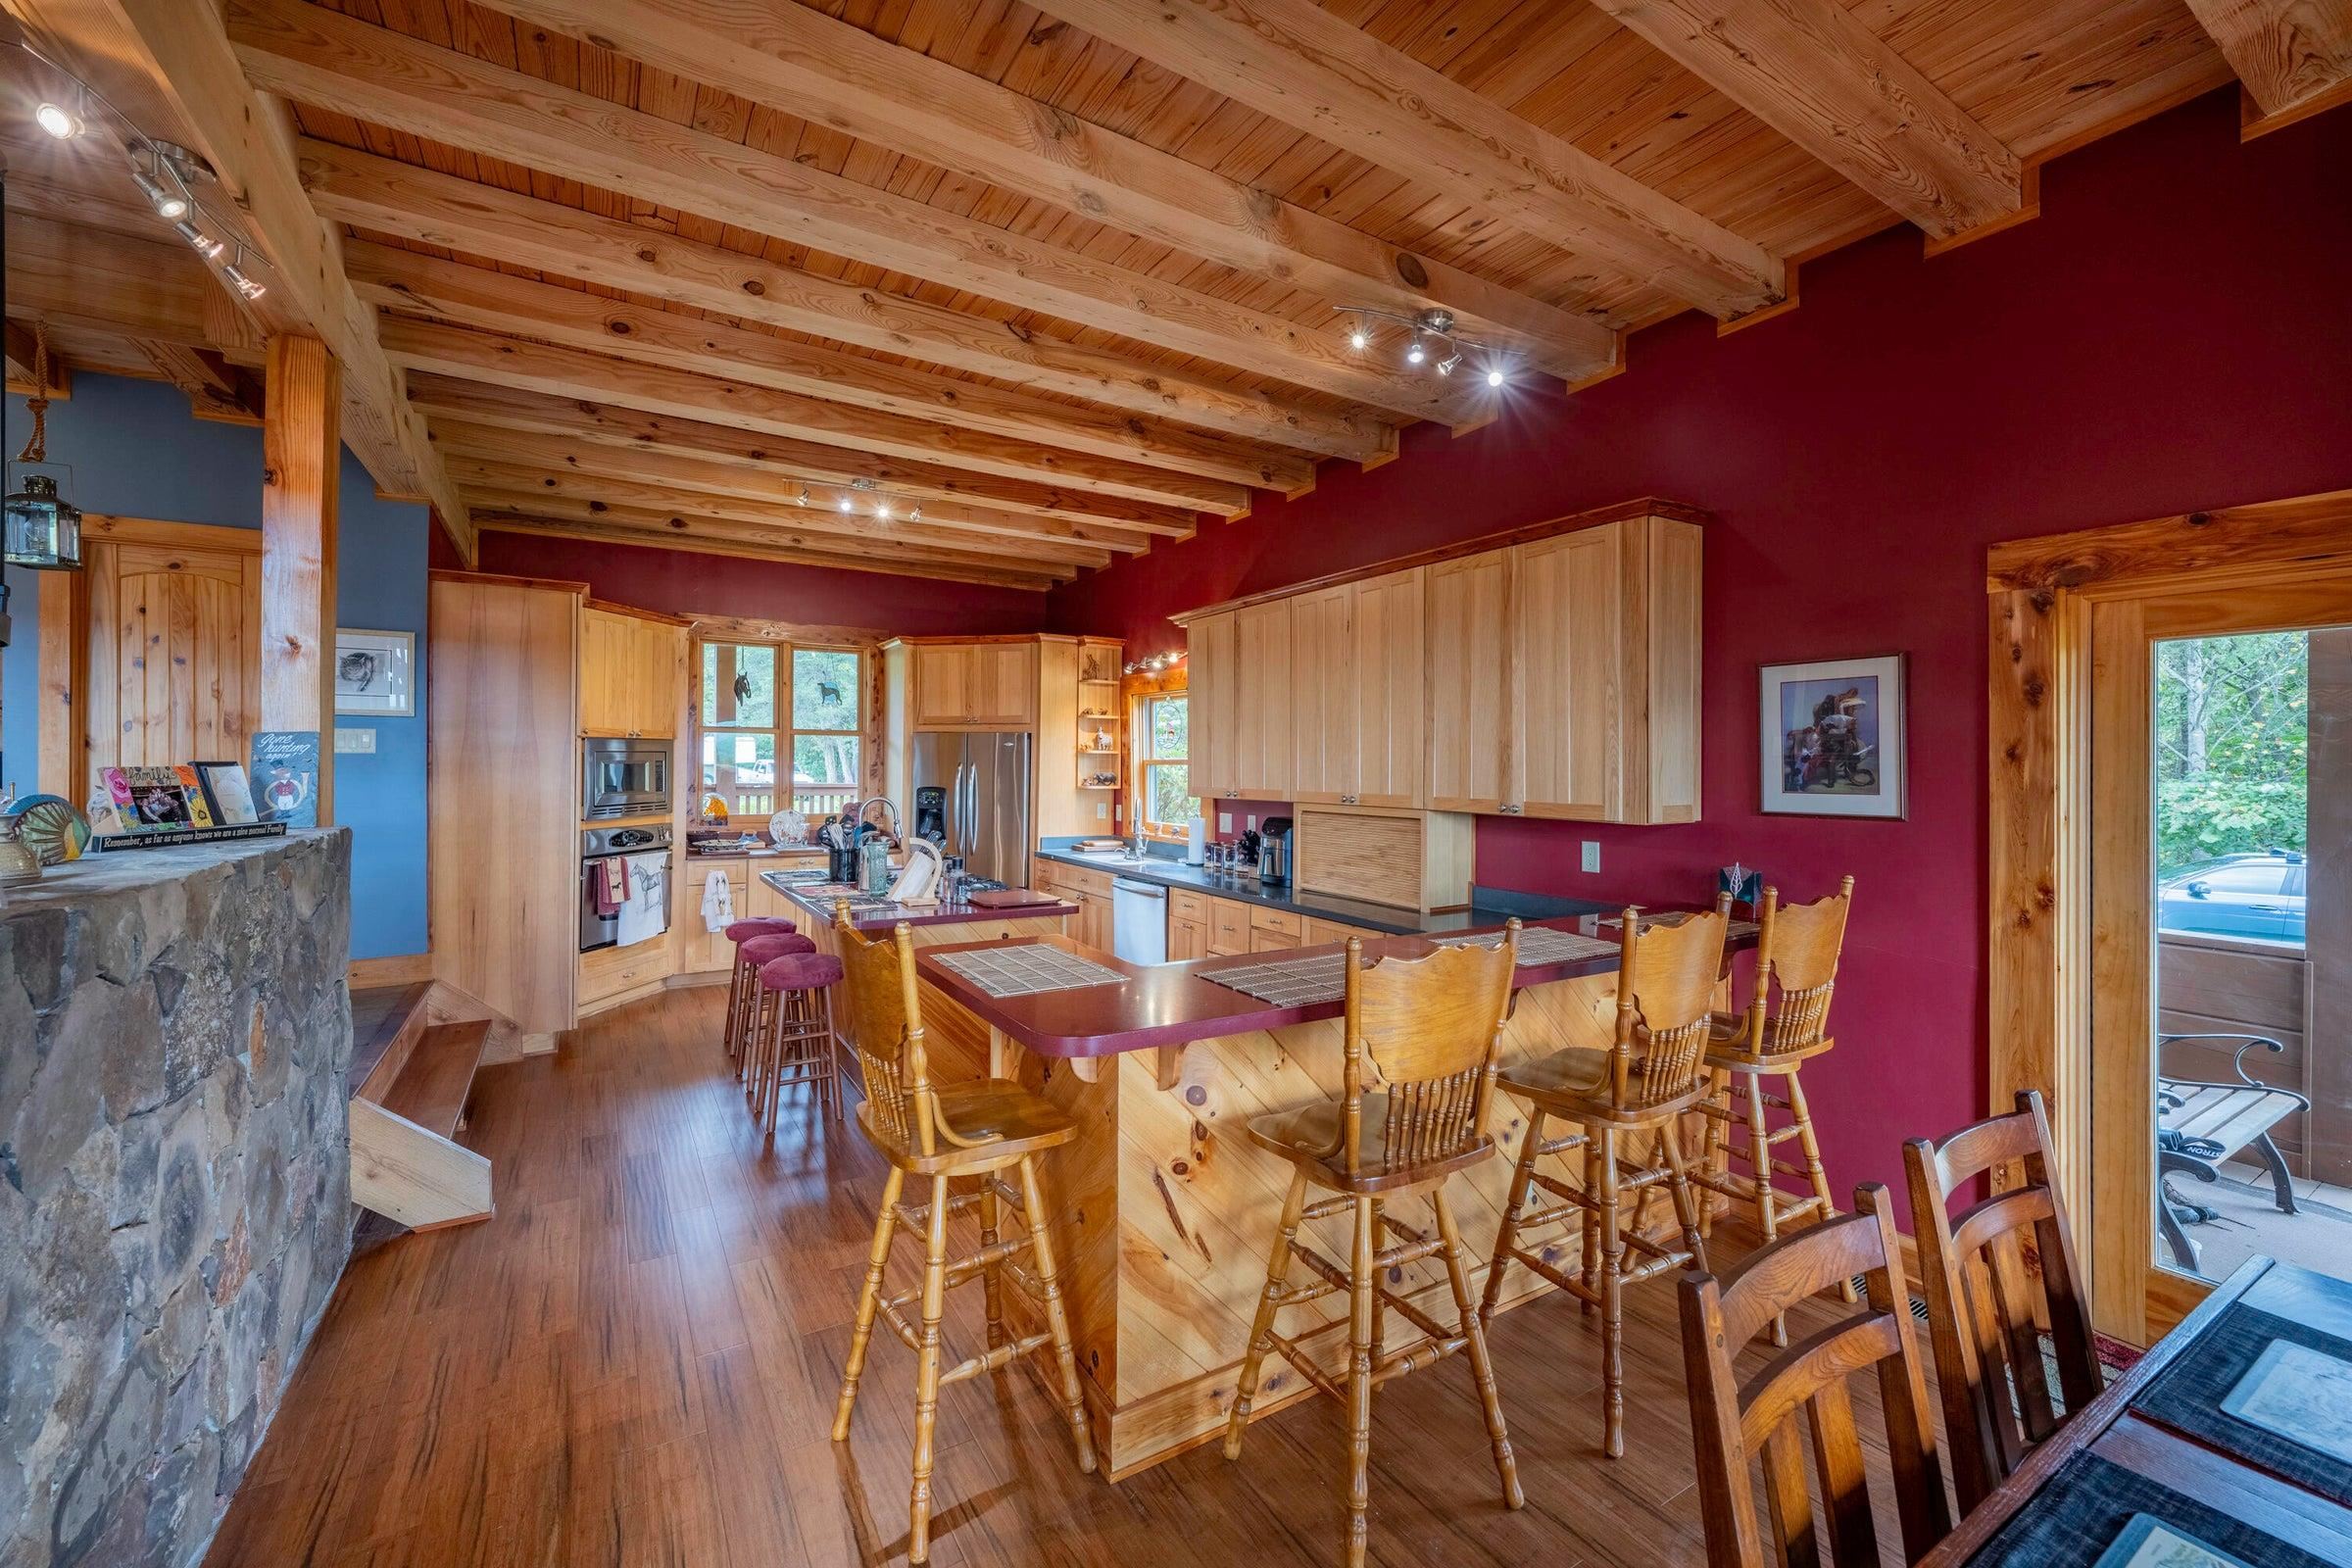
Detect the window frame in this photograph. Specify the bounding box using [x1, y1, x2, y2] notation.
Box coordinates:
[1132, 689, 1195, 841]
[694, 638, 865, 823]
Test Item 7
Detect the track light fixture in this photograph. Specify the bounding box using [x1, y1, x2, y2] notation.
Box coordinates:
[837, 496, 854, 514]
[1404, 333, 1426, 366]
[34, 96, 81, 139]
[1336, 305, 1512, 391]
[796, 486, 811, 507]
[173, 220, 225, 260]
[1436, 353, 1460, 376]
[909, 504, 922, 523]
[1486, 366, 1507, 389]
[875, 500, 892, 519]
[132, 168, 187, 220]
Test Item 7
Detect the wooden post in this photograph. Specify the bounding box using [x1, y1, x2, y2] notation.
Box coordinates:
[258, 335, 341, 825]
[2308, 629, 2351, 1189]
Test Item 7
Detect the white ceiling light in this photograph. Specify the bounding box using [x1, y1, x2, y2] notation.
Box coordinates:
[34, 99, 80, 138]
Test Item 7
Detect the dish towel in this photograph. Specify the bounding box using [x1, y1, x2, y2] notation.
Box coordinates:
[591, 857, 624, 918]
[701, 868, 734, 932]
[615, 853, 669, 949]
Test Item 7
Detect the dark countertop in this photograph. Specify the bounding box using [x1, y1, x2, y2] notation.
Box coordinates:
[760, 867, 1077, 931]
[685, 841, 826, 861]
[1034, 839, 1619, 935]
[916, 911, 1751, 1060]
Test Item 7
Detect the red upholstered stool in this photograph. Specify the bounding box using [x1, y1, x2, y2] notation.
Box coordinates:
[749, 949, 847, 1133]
[728, 927, 810, 1084]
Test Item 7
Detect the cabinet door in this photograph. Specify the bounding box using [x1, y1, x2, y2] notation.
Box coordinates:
[1232, 600, 1295, 799]
[632, 618, 682, 737]
[1167, 915, 1208, 961]
[972, 643, 1038, 727]
[912, 644, 971, 725]
[578, 609, 629, 736]
[1513, 526, 1622, 820]
[1187, 611, 1238, 799]
[1289, 585, 1354, 804]
[1423, 552, 1513, 813]
[1207, 898, 1250, 956]
[1351, 567, 1425, 808]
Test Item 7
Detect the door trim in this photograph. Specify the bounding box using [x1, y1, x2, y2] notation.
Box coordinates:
[1987, 486, 2352, 1340]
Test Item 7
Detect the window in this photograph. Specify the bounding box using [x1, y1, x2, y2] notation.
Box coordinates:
[1135, 693, 1195, 837]
[699, 642, 862, 820]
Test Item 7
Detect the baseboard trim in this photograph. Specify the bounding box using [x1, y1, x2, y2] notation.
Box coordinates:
[350, 953, 432, 987]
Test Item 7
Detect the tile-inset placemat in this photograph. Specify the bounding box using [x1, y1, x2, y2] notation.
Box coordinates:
[1963, 1451, 2332, 1567]
[931, 945, 1127, 999]
[2133, 1303, 2352, 1504]
[1200, 952, 1350, 1006]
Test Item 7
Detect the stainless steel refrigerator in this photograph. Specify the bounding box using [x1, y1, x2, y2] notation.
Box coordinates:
[911, 731, 1033, 888]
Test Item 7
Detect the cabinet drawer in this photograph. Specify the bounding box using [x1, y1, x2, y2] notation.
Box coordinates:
[1050, 861, 1113, 900]
[1247, 905, 1304, 938]
[1303, 916, 1372, 947]
[1208, 899, 1250, 956]
[1247, 926, 1300, 954]
[1170, 889, 1213, 924]
[579, 935, 672, 1003]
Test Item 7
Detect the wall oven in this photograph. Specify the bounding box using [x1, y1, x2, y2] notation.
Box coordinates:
[580, 823, 672, 953]
[582, 737, 671, 820]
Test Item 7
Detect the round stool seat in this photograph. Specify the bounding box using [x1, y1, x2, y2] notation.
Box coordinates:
[725, 916, 799, 944]
[760, 951, 845, 992]
[739, 932, 815, 966]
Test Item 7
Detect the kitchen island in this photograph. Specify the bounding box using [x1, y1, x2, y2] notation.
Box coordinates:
[894, 913, 1752, 1477]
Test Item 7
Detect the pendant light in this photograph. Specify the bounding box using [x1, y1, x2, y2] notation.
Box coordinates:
[4, 327, 83, 571]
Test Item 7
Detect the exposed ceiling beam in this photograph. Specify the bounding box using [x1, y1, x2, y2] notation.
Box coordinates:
[5, 210, 230, 351]
[351, 244, 1306, 499]
[10, 0, 474, 559]
[1033, 0, 1786, 321]
[404, 375, 1195, 538]
[453, 477, 1108, 571]
[298, 140, 1392, 466]
[483, 0, 1618, 383]
[475, 514, 1063, 592]
[2182, 0, 2352, 130]
[137, 340, 266, 424]
[225, 0, 1475, 425]
[1584, 0, 2024, 242]
[427, 419, 1152, 557]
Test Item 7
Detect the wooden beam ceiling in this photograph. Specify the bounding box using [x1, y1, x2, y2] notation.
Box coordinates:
[1032, 0, 1788, 321]
[482, 0, 1619, 385]
[473, 513, 1063, 591]
[137, 341, 266, 424]
[402, 376, 1195, 539]
[4, 318, 71, 397]
[2183, 0, 2352, 131]
[1583, 0, 2026, 243]
[295, 140, 1393, 466]
[8, 0, 475, 560]
[348, 244, 1310, 499]
[224, 0, 1473, 425]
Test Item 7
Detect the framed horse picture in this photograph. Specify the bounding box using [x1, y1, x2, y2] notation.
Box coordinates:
[1759, 655, 1908, 818]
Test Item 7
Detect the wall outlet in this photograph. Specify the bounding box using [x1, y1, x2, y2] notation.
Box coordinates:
[1246, 813, 1257, 831]
[1581, 841, 1600, 874]
[1218, 811, 1233, 835]
[1096, 802, 1109, 820]
[333, 727, 376, 756]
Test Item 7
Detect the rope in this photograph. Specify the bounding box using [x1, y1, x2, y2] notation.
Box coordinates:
[16, 325, 51, 465]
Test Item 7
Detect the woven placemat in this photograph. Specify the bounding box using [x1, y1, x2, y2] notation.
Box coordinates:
[931, 945, 1126, 999]
[1200, 952, 1350, 1006]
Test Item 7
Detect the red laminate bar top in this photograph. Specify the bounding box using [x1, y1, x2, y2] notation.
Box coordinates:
[764, 871, 1078, 931]
[914, 910, 1752, 1059]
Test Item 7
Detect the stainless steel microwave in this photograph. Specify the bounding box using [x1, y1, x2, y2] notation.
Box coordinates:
[582, 737, 671, 820]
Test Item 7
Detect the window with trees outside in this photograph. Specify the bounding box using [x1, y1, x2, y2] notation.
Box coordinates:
[699, 643, 862, 820]
[1136, 693, 1195, 838]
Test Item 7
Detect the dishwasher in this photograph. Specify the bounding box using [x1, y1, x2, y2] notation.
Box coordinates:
[1111, 877, 1168, 964]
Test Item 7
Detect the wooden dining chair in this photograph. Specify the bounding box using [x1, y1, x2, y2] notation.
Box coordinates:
[1693, 878, 1859, 1346]
[1225, 923, 1524, 1568]
[1482, 906, 1726, 1457]
[826, 906, 1097, 1564]
[1680, 1184, 1953, 1568]
[1903, 1089, 2102, 1514]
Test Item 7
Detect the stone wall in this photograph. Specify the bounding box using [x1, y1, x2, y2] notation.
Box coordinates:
[0, 831, 354, 1568]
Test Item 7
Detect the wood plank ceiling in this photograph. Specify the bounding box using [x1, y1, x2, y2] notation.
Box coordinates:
[4, 0, 2328, 588]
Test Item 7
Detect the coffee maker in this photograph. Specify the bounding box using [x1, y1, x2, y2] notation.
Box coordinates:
[1257, 815, 1293, 886]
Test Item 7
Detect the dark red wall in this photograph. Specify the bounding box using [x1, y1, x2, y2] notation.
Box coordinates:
[473, 531, 1050, 633]
[1047, 90, 2352, 1208]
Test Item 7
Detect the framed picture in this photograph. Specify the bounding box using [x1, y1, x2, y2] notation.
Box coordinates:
[192, 760, 260, 826]
[1759, 655, 1907, 819]
[334, 627, 416, 716]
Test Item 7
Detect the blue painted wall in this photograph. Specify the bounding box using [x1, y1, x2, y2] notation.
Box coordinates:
[3, 372, 430, 958]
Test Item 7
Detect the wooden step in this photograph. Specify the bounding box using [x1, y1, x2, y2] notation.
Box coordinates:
[349, 981, 434, 1099]
[379, 1020, 491, 1140]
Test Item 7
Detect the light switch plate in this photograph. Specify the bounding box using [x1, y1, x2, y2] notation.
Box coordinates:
[1218, 811, 1233, 834]
[1581, 841, 1600, 874]
[333, 727, 376, 755]
[1097, 802, 1109, 819]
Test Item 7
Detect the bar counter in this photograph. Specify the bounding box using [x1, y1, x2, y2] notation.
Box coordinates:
[759, 867, 1078, 931]
[871, 911, 1749, 1477]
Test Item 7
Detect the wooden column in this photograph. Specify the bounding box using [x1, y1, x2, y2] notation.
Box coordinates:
[259, 335, 341, 825]
[2308, 628, 2352, 1188]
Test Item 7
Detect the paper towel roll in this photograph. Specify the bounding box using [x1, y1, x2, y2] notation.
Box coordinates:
[1185, 816, 1206, 866]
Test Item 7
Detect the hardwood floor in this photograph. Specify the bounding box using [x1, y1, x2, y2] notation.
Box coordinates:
[206, 988, 1924, 1568]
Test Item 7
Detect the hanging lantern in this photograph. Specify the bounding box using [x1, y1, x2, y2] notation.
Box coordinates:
[5, 327, 82, 570]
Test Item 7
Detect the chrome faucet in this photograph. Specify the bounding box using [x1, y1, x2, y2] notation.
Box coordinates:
[855, 796, 902, 845]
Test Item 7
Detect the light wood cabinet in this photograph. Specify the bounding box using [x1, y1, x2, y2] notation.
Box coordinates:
[579, 932, 671, 1004]
[1289, 585, 1354, 805]
[910, 641, 1039, 728]
[1350, 568, 1426, 808]
[677, 857, 749, 974]
[1247, 926, 1300, 954]
[911, 643, 969, 727]
[1232, 601, 1295, 799]
[1303, 916, 1374, 946]
[1037, 859, 1114, 951]
[1422, 552, 1514, 814]
[580, 606, 684, 738]
[1208, 898, 1250, 957]
[1168, 914, 1209, 960]
[1187, 610, 1239, 800]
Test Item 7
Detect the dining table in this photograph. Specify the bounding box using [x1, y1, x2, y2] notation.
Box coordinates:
[1922, 1253, 2352, 1566]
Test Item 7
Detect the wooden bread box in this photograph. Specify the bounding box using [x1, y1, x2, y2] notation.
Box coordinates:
[1292, 803, 1475, 913]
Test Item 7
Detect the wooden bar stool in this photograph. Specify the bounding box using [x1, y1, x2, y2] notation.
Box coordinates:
[1482, 906, 1725, 1458]
[735, 932, 813, 1105]
[1680, 1184, 1951, 1568]
[723, 917, 801, 1071]
[1691, 878, 1856, 1346]
[1903, 1089, 2100, 1513]
[827, 906, 1095, 1565]
[1225, 924, 1524, 1568]
[750, 948, 845, 1131]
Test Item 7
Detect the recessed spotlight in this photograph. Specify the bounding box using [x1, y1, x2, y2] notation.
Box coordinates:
[133, 170, 188, 220]
[34, 100, 81, 139]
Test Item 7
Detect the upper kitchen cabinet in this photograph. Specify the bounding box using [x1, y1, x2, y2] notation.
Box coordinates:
[580, 604, 686, 738]
[1424, 552, 1514, 814]
[1292, 569, 1425, 808]
[1232, 600, 1296, 799]
[909, 639, 1038, 729]
[1187, 610, 1239, 800]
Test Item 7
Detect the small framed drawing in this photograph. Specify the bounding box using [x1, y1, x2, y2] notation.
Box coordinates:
[1759, 655, 1907, 819]
[334, 627, 416, 716]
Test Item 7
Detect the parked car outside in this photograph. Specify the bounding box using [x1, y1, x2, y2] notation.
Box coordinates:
[2158, 851, 2306, 944]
